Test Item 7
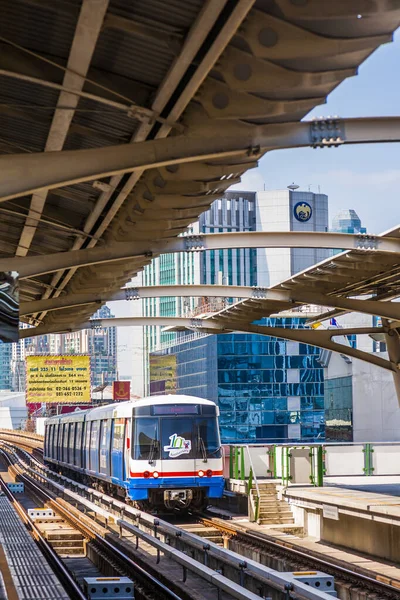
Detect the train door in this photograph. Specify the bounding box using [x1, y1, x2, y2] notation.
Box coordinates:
[90, 421, 99, 473]
[111, 418, 125, 481]
[75, 421, 83, 468]
[99, 419, 111, 477]
[160, 417, 196, 476]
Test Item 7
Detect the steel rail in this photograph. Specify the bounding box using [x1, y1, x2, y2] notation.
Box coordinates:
[2, 441, 333, 600]
[0, 444, 184, 600]
[200, 516, 400, 598]
[4, 437, 400, 598]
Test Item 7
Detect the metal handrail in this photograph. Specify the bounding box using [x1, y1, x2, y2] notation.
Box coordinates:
[244, 445, 261, 522]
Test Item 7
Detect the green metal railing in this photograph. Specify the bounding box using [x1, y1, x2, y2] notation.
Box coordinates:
[227, 441, 395, 491]
[363, 443, 375, 475]
[229, 445, 261, 521]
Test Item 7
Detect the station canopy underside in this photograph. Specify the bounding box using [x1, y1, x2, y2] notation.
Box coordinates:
[204, 225, 400, 328]
[1, 0, 400, 335]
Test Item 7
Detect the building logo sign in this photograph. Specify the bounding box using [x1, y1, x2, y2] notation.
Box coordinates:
[164, 433, 191, 458]
[113, 380, 130, 401]
[294, 201, 312, 222]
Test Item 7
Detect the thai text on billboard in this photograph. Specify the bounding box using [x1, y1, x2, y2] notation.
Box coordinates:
[26, 355, 91, 403]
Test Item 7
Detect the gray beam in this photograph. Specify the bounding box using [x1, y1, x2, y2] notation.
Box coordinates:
[7, 231, 400, 279]
[1, 117, 400, 203]
[19, 284, 400, 324]
[18, 316, 396, 375]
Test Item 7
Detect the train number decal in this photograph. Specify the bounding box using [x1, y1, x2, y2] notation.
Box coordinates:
[164, 433, 191, 458]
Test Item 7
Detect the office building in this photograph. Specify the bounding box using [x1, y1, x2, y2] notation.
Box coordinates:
[331, 209, 366, 234]
[150, 320, 325, 443]
[256, 188, 329, 286]
[8, 306, 117, 392]
[143, 191, 257, 353]
[322, 208, 392, 441]
[148, 188, 329, 443]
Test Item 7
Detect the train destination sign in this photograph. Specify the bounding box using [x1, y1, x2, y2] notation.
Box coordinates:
[26, 355, 91, 403]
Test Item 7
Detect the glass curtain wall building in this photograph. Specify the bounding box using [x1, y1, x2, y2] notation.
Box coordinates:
[142, 192, 257, 390]
[150, 319, 325, 443]
[147, 188, 330, 443]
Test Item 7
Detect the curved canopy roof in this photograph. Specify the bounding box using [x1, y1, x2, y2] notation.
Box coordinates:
[1, 0, 400, 332]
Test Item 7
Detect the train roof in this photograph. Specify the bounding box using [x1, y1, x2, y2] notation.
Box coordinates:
[45, 395, 216, 424]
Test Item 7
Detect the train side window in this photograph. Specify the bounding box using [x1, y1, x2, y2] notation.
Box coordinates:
[48, 425, 53, 457]
[133, 418, 159, 460]
[63, 423, 70, 462]
[56, 424, 61, 460]
[112, 420, 124, 452]
[90, 421, 99, 471]
[85, 421, 91, 469]
[44, 426, 49, 456]
[99, 419, 111, 475]
[75, 421, 83, 467]
[69, 422, 76, 462]
[48, 425, 52, 458]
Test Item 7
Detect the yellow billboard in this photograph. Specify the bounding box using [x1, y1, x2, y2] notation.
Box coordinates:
[26, 355, 91, 403]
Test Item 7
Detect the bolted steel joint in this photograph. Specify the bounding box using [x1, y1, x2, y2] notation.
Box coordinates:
[185, 235, 205, 252]
[252, 286, 268, 299]
[309, 117, 345, 149]
[356, 234, 378, 250]
[125, 287, 140, 300]
[190, 318, 204, 328]
[90, 319, 103, 330]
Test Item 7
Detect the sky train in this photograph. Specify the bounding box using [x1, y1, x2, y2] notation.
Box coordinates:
[44, 395, 225, 510]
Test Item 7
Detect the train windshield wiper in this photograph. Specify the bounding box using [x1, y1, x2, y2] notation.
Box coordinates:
[148, 438, 158, 465]
[197, 429, 208, 463]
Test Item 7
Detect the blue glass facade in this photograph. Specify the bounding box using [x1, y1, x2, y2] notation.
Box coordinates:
[150, 319, 325, 444]
[331, 209, 366, 234]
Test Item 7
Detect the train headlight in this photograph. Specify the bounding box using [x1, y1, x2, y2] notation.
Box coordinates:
[198, 470, 204, 477]
[153, 471, 159, 478]
[206, 469, 213, 477]
[143, 471, 150, 479]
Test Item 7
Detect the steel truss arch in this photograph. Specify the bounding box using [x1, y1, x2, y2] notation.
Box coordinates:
[6, 230, 400, 279]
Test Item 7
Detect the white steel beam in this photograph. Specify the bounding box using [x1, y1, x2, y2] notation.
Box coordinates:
[18, 317, 397, 376]
[19, 284, 400, 323]
[7, 231, 400, 279]
[1, 117, 400, 203]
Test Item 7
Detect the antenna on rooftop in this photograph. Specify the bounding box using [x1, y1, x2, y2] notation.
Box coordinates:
[287, 183, 299, 191]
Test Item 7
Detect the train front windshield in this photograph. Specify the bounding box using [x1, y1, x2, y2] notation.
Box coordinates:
[132, 404, 221, 461]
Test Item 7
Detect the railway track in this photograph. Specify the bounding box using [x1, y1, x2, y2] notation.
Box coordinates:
[0, 439, 336, 600]
[2, 435, 399, 600]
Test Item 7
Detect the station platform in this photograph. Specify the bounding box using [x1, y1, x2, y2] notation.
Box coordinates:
[283, 476, 400, 564]
[0, 494, 69, 599]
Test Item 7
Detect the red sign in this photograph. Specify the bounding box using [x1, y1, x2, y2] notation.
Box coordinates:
[113, 381, 131, 401]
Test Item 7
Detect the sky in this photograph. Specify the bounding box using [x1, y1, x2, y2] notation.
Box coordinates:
[230, 30, 400, 234]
